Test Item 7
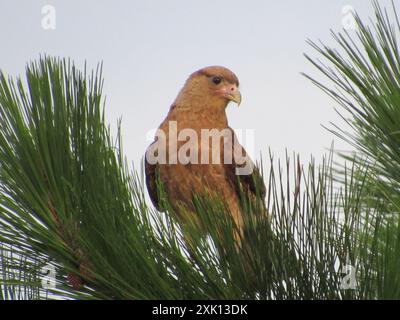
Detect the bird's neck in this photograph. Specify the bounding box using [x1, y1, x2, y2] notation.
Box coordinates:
[169, 103, 228, 128]
[171, 91, 229, 127]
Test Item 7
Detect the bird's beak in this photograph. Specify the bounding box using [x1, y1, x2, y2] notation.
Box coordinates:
[226, 88, 242, 106]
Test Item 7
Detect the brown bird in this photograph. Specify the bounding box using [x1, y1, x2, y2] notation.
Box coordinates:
[145, 66, 266, 248]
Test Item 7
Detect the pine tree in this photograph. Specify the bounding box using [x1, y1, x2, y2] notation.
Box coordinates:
[1, 0, 400, 300]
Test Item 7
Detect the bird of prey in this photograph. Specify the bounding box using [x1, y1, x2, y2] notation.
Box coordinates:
[145, 66, 266, 246]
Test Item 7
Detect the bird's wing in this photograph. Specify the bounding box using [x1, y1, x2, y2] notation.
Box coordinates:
[145, 144, 163, 211]
[224, 127, 266, 205]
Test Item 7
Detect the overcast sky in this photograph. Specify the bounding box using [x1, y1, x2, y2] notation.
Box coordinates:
[0, 0, 394, 168]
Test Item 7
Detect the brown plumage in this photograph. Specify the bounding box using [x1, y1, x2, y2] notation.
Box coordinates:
[145, 66, 266, 244]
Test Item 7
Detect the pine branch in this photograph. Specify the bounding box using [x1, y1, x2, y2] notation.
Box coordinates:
[2, 0, 399, 298]
[305, 0, 400, 298]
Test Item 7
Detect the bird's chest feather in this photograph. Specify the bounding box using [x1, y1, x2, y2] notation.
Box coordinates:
[157, 116, 233, 203]
[159, 114, 231, 165]
[159, 162, 229, 213]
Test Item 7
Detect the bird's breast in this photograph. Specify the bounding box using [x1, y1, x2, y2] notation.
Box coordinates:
[157, 118, 233, 166]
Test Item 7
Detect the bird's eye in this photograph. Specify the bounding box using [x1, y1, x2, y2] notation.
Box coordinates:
[212, 76, 222, 85]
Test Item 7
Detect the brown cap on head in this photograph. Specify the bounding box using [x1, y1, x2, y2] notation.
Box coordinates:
[173, 66, 241, 109]
[191, 66, 239, 86]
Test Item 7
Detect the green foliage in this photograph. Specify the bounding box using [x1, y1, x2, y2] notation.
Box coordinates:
[305, 0, 400, 299]
[0, 244, 45, 300]
[1, 0, 400, 299]
[0, 56, 367, 299]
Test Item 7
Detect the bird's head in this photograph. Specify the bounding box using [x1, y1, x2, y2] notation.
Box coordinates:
[174, 66, 241, 110]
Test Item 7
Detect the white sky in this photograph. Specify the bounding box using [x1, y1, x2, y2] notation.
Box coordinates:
[0, 0, 394, 168]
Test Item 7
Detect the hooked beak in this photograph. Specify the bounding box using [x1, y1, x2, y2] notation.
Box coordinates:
[226, 86, 242, 106]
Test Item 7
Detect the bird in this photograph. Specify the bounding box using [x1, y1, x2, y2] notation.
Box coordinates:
[145, 66, 266, 250]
